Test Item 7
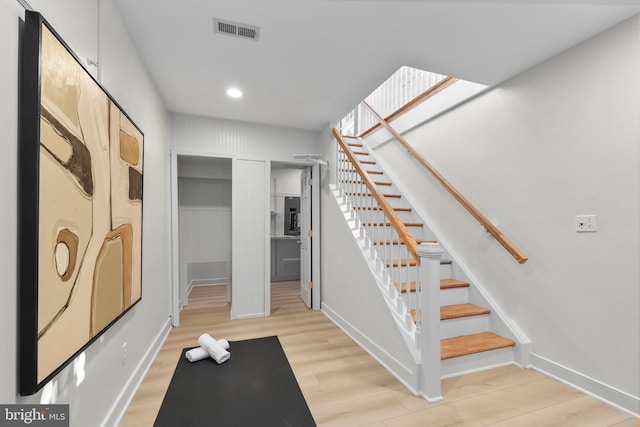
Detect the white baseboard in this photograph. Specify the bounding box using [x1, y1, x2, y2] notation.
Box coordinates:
[102, 318, 172, 427]
[531, 353, 639, 417]
[321, 302, 419, 394]
[231, 312, 265, 320]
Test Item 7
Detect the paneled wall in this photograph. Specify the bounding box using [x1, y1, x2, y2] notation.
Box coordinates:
[170, 113, 320, 161]
[232, 159, 268, 318]
[178, 177, 231, 305]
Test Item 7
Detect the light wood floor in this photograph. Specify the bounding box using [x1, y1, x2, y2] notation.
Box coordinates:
[119, 282, 637, 427]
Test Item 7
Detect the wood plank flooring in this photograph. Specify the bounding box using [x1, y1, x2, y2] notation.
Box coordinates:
[119, 282, 637, 427]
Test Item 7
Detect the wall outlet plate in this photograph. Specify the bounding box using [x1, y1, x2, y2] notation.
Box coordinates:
[576, 215, 597, 232]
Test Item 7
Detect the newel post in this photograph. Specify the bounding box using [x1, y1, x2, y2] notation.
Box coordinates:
[417, 241, 443, 402]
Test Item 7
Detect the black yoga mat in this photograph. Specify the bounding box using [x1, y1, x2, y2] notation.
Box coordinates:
[154, 336, 316, 427]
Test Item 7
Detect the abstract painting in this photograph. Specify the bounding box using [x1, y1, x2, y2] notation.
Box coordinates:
[19, 11, 143, 395]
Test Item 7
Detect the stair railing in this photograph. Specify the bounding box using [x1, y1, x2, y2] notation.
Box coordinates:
[334, 128, 445, 401]
[333, 128, 419, 330]
[361, 102, 528, 264]
[360, 76, 457, 138]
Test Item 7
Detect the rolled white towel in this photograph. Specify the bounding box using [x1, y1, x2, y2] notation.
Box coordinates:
[185, 339, 230, 363]
[197, 334, 231, 364]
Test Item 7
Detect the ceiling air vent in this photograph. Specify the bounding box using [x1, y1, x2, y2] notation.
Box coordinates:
[213, 17, 260, 41]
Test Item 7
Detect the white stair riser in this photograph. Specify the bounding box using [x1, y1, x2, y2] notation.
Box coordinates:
[398, 286, 470, 309]
[440, 263, 452, 278]
[441, 346, 515, 378]
[440, 287, 469, 306]
[441, 315, 489, 339]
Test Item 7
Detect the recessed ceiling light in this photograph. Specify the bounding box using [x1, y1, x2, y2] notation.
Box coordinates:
[227, 88, 243, 98]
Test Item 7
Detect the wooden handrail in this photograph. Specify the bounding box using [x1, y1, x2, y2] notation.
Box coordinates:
[332, 128, 419, 262]
[361, 102, 528, 264]
[359, 76, 458, 139]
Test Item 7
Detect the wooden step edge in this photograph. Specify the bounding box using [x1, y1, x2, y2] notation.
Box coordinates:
[344, 193, 401, 199]
[347, 142, 363, 147]
[385, 259, 419, 268]
[363, 222, 423, 227]
[440, 278, 470, 289]
[440, 332, 516, 360]
[441, 303, 490, 320]
[395, 278, 468, 293]
[367, 170, 383, 175]
[354, 207, 411, 212]
[339, 159, 376, 165]
[395, 282, 417, 293]
[372, 238, 434, 245]
[353, 151, 369, 156]
[342, 180, 392, 187]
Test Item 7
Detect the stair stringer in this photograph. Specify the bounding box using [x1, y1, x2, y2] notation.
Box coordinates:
[330, 185, 420, 361]
[361, 137, 533, 376]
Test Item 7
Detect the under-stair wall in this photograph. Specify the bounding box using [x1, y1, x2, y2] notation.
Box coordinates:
[351, 15, 640, 414]
[320, 181, 420, 391]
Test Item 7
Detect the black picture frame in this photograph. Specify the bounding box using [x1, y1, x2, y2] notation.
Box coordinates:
[18, 11, 144, 396]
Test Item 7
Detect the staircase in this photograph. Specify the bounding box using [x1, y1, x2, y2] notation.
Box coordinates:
[333, 133, 520, 398]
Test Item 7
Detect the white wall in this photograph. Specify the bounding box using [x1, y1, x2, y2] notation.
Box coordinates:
[1, 1, 171, 425]
[371, 16, 639, 412]
[320, 179, 418, 388]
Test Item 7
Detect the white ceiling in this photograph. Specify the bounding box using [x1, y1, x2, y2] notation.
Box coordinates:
[112, 0, 640, 131]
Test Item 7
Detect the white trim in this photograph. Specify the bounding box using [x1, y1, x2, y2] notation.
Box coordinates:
[232, 312, 265, 320]
[16, 0, 34, 11]
[531, 353, 640, 416]
[441, 361, 519, 380]
[321, 303, 419, 394]
[264, 161, 272, 317]
[169, 150, 180, 326]
[102, 318, 172, 427]
[311, 162, 321, 310]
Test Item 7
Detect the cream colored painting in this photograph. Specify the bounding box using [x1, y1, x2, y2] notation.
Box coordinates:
[19, 12, 143, 395]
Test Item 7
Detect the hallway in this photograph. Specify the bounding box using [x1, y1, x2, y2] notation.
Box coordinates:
[119, 282, 635, 426]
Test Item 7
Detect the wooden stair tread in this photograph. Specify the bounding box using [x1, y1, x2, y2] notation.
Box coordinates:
[357, 207, 411, 213]
[347, 142, 363, 147]
[441, 303, 490, 320]
[364, 222, 422, 227]
[395, 278, 468, 293]
[441, 332, 515, 360]
[344, 180, 392, 187]
[339, 158, 376, 165]
[396, 282, 417, 293]
[354, 151, 369, 156]
[367, 170, 383, 175]
[386, 259, 418, 268]
[440, 278, 470, 289]
[345, 193, 401, 198]
[373, 238, 434, 245]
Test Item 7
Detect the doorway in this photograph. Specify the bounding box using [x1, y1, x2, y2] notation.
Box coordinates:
[170, 152, 232, 326]
[269, 163, 317, 310]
